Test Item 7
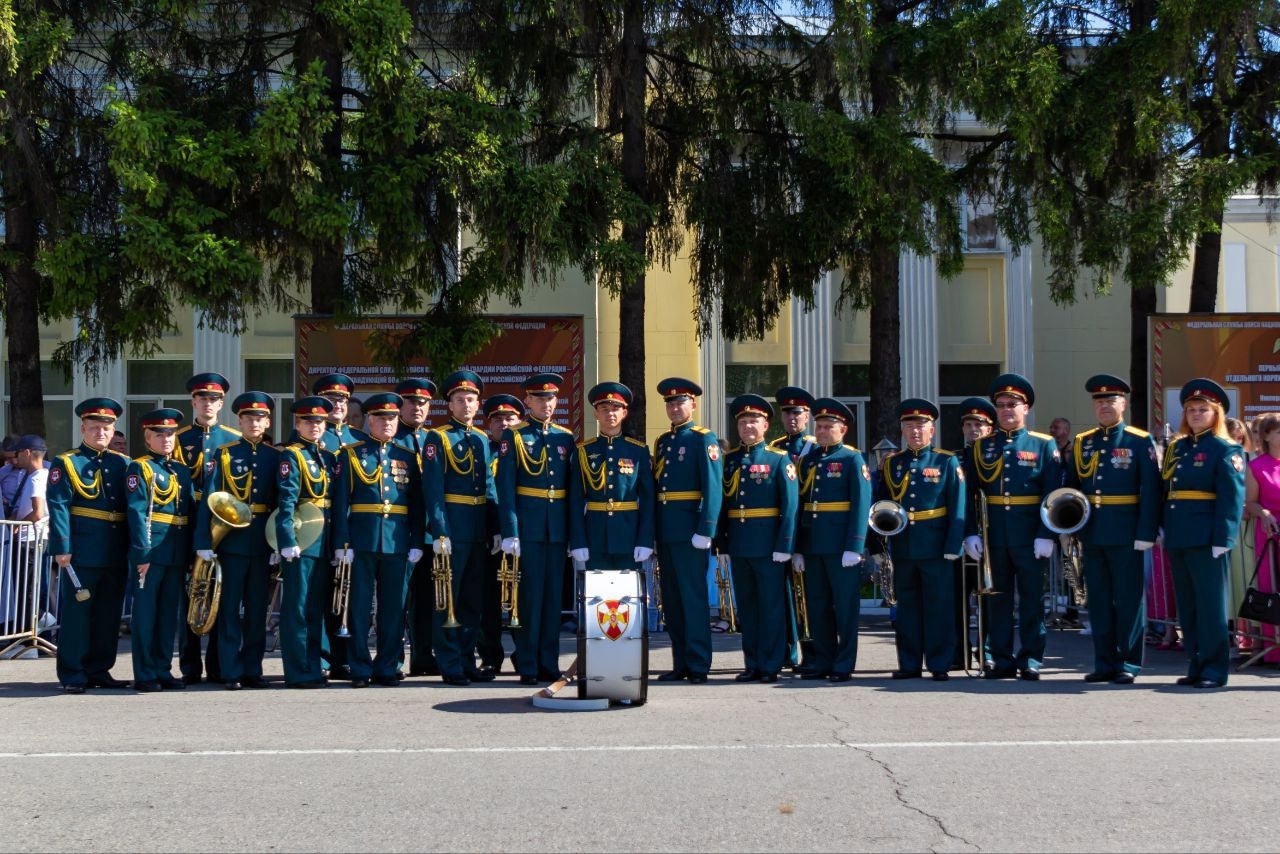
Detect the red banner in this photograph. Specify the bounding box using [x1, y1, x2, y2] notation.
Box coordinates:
[295, 315, 585, 436]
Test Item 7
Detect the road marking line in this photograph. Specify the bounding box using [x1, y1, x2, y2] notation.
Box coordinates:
[5, 736, 1280, 759]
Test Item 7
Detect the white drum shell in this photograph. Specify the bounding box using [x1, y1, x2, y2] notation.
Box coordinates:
[579, 569, 648, 702]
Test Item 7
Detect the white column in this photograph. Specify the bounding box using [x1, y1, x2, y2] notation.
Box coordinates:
[899, 251, 938, 401]
[698, 299, 727, 439]
[789, 273, 833, 396]
[1005, 248, 1035, 378]
[74, 355, 126, 402]
[193, 311, 244, 393]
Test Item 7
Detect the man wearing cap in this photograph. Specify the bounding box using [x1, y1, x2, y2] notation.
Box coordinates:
[0, 435, 24, 517]
[770, 386, 817, 671]
[478, 393, 524, 673]
[48, 398, 132, 693]
[196, 392, 281, 690]
[962, 373, 1061, 681]
[1065, 374, 1160, 684]
[394, 377, 439, 678]
[497, 373, 577, 684]
[275, 397, 339, 688]
[719, 394, 799, 683]
[954, 397, 996, 671]
[125, 409, 196, 692]
[175, 371, 241, 684]
[653, 378, 723, 683]
[423, 370, 497, 685]
[332, 392, 426, 688]
[874, 400, 966, 681]
[793, 398, 872, 682]
[569, 382, 655, 571]
[1161, 378, 1246, 689]
[311, 373, 367, 452]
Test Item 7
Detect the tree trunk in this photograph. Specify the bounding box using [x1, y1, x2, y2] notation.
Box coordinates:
[617, 0, 647, 439]
[4, 149, 46, 437]
[1188, 111, 1230, 313]
[1129, 282, 1155, 432]
[310, 44, 345, 315]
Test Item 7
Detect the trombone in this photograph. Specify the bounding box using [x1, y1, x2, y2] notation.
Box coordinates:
[715, 553, 737, 633]
[962, 491, 1000, 676]
[788, 562, 812, 643]
[331, 542, 353, 638]
[498, 553, 521, 628]
[433, 552, 461, 628]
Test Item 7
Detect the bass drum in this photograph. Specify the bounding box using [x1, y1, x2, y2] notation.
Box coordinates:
[577, 568, 649, 705]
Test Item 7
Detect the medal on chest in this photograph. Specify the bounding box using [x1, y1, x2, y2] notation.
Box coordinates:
[1110, 448, 1132, 469]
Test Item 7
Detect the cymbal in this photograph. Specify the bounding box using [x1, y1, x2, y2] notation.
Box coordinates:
[265, 502, 325, 552]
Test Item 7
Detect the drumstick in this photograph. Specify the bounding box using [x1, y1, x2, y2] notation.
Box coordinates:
[540, 657, 579, 698]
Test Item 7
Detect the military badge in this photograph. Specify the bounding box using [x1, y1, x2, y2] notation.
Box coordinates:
[426, 443, 438, 460]
[861, 464, 870, 481]
[707, 444, 719, 462]
[280, 461, 291, 478]
[127, 474, 140, 492]
[1233, 453, 1244, 472]
[498, 441, 508, 457]
[596, 598, 630, 641]
[786, 463, 797, 481]
[50, 467, 61, 485]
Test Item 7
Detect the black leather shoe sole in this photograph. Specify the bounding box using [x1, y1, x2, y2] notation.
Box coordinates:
[242, 678, 270, 690]
[372, 676, 399, 687]
[891, 670, 922, 680]
[351, 678, 370, 688]
[657, 671, 689, 682]
[984, 668, 1017, 680]
[519, 675, 538, 685]
[289, 680, 327, 689]
[931, 672, 950, 682]
[1175, 675, 1199, 686]
[223, 681, 243, 691]
[688, 673, 708, 684]
[62, 684, 86, 694]
[801, 671, 831, 680]
[443, 674, 470, 686]
[1019, 669, 1041, 681]
[1084, 672, 1117, 683]
[828, 673, 852, 683]
[1112, 673, 1135, 685]
[159, 678, 187, 690]
[760, 673, 780, 684]
[134, 681, 163, 692]
[87, 678, 130, 689]
[465, 669, 497, 683]
[734, 670, 761, 682]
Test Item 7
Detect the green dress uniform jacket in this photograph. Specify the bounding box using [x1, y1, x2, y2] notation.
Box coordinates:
[569, 434, 655, 568]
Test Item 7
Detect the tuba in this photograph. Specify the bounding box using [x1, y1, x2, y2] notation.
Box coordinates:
[1041, 487, 1091, 608]
[868, 499, 907, 606]
[187, 491, 252, 635]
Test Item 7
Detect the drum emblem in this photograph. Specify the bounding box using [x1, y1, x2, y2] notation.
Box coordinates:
[596, 599, 630, 640]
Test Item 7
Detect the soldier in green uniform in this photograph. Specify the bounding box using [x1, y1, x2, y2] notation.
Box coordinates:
[770, 386, 817, 671]
[1065, 374, 1160, 684]
[424, 370, 497, 685]
[653, 378, 722, 684]
[1161, 378, 1246, 688]
[962, 374, 1061, 680]
[569, 382, 655, 571]
[721, 394, 799, 683]
[332, 393, 426, 688]
[480, 394, 524, 673]
[125, 408, 196, 692]
[48, 398, 131, 693]
[793, 398, 872, 682]
[175, 372, 240, 684]
[394, 378, 439, 678]
[875, 399, 965, 681]
[953, 397, 996, 671]
[275, 396, 338, 688]
[196, 392, 280, 690]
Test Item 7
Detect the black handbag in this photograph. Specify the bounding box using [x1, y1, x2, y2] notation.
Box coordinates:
[1238, 537, 1280, 626]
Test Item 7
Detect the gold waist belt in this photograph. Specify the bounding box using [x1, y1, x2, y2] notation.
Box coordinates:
[727, 508, 781, 520]
[658, 491, 702, 503]
[516, 487, 567, 500]
[1167, 490, 1216, 501]
[986, 495, 1039, 506]
[908, 507, 948, 521]
[1089, 495, 1140, 506]
[251, 503, 270, 514]
[586, 500, 639, 512]
[303, 498, 331, 509]
[350, 503, 410, 515]
[150, 512, 187, 527]
[70, 507, 124, 523]
[445, 494, 487, 505]
[803, 501, 850, 512]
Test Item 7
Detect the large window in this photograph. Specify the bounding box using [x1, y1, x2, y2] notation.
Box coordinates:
[126, 359, 195, 457]
[938, 363, 1001, 451]
[725, 364, 788, 443]
[245, 359, 295, 442]
[3, 361, 75, 453]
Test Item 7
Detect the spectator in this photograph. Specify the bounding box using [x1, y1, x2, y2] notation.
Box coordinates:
[0, 435, 21, 517]
[1243, 413, 1279, 661]
[109, 430, 128, 454]
[9, 435, 48, 525]
[347, 396, 364, 430]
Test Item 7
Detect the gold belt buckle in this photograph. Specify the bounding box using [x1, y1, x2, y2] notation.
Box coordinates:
[659, 493, 668, 503]
[383, 500, 391, 516]
[607, 498, 615, 510]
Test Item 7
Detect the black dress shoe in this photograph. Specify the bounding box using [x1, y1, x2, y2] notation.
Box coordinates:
[688, 673, 708, 684]
[372, 675, 399, 687]
[1195, 679, 1225, 689]
[1084, 671, 1116, 683]
[801, 670, 831, 680]
[760, 673, 780, 683]
[519, 674, 539, 685]
[984, 667, 1017, 680]
[465, 668, 497, 683]
[1112, 673, 1135, 685]
[931, 671, 950, 682]
[734, 670, 761, 682]
[351, 677, 370, 688]
[242, 677, 270, 690]
[409, 663, 441, 677]
[658, 670, 689, 682]
[134, 680, 163, 692]
[892, 670, 922, 680]
[395, 671, 407, 681]
[538, 671, 565, 683]
[828, 673, 852, 683]
[87, 675, 130, 689]
[329, 666, 354, 682]
[1019, 668, 1041, 682]
[442, 673, 470, 686]
[1175, 675, 1199, 686]
[289, 679, 327, 689]
[224, 680, 243, 691]
[182, 673, 203, 685]
[159, 676, 186, 690]
[62, 684, 86, 694]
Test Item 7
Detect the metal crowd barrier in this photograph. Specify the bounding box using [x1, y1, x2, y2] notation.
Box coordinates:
[0, 519, 57, 660]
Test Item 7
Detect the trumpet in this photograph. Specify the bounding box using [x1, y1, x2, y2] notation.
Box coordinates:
[715, 553, 737, 633]
[433, 552, 461, 628]
[331, 542, 353, 638]
[789, 564, 812, 643]
[868, 499, 908, 606]
[498, 553, 521, 628]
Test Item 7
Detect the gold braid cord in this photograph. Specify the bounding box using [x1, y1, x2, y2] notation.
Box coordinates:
[722, 463, 742, 498]
[881, 454, 910, 502]
[57, 452, 102, 500]
[1073, 436, 1100, 481]
[972, 439, 1003, 485]
[138, 461, 179, 507]
[797, 464, 817, 501]
[291, 447, 328, 500]
[435, 428, 476, 476]
[513, 429, 547, 476]
[220, 448, 253, 501]
[577, 445, 607, 493]
[345, 446, 382, 487]
[1161, 438, 1182, 482]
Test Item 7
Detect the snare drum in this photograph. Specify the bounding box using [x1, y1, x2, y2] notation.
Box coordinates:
[577, 569, 649, 704]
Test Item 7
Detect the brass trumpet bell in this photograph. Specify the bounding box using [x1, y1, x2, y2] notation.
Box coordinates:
[868, 499, 908, 537]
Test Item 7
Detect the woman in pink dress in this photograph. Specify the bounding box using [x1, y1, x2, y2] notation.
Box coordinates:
[1244, 412, 1280, 663]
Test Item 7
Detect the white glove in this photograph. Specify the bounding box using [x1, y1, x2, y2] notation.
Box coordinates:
[842, 551, 862, 568]
[269, 552, 281, 567]
[963, 536, 983, 561]
[633, 546, 653, 563]
[944, 553, 960, 561]
[1211, 545, 1229, 559]
[491, 534, 502, 554]
[791, 554, 806, 573]
[691, 534, 712, 550]
[501, 537, 521, 557]
[334, 548, 354, 564]
[1033, 538, 1055, 559]
[433, 537, 452, 556]
[570, 548, 590, 563]
[281, 546, 302, 560]
[408, 548, 424, 564]
[197, 549, 216, 562]
[1134, 540, 1155, 552]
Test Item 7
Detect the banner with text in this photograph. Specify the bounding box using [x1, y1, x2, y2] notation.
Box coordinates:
[295, 315, 585, 436]
[1149, 313, 1280, 433]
